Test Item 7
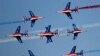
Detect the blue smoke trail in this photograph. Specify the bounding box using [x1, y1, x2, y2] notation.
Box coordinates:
[0, 20, 24, 25]
[78, 4, 100, 10]
[84, 49, 100, 53]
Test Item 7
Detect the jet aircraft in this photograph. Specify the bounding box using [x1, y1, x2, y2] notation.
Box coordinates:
[23, 11, 43, 27]
[37, 25, 59, 43]
[67, 24, 86, 40]
[8, 26, 28, 43]
[64, 46, 83, 56]
[57, 2, 78, 19]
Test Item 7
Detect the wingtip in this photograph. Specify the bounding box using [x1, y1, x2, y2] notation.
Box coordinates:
[72, 23, 75, 26]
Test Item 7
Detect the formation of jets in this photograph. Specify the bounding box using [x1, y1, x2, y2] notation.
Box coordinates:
[7, 2, 89, 44]
[2, 1, 99, 56]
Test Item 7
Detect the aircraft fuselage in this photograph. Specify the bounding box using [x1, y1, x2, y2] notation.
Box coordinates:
[63, 9, 72, 13]
[30, 16, 43, 20]
[73, 30, 82, 33]
[9, 33, 21, 37]
[57, 9, 72, 13]
[67, 53, 77, 56]
[38, 32, 54, 36]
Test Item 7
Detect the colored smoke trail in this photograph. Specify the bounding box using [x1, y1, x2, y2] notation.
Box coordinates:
[0, 20, 24, 25]
[78, 4, 100, 10]
[84, 49, 100, 53]
[0, 4, 100, 26]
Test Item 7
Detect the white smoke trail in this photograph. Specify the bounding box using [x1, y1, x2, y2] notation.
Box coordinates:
[0, 33, 66, 43]
[82, 23, 100, 28]
[0, 23, 100, 43]
[0, 38, 16, 43]
[29, 23, 100, 34]
[29, 27, 67, 34]
[0, 36, 40, 43]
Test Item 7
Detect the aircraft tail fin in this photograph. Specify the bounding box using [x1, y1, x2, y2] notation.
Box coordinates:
[21, 30, 29, 37]
[80, 50, 84, 56]
[67, 29, 71, 36]
[54, 29, 60, 37]
[25, 30, 29, 37]
[23, 16, 28, 23]
[75, 6, 79, 13]
[77, 50, 84, 56]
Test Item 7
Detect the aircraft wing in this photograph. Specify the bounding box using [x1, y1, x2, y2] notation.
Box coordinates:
[16, 36, 23, 43]
[45, 27, 48, 32]
[72, 24, 78, 30]
[46, 36, 53, 43]
[66, 13, 72, 19]
[31, 20, 36, 27]
[48, 25, 51, 32]
[28, 50, 35, 56]
[73, 33, 79, 40]
[65, 2, 71, 9]
[45, 25, 51, 32]
[29, 11, 35, 17]
[46, 36, 52, 39]
[70, 46, 76, 54]
[15, 26, 21, 33]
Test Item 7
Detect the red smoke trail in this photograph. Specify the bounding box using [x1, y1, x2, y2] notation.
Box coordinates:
[78, 4, 100, 10]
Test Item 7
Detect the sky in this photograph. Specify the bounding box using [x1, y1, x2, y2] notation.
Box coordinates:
[0, 0, 100, 56]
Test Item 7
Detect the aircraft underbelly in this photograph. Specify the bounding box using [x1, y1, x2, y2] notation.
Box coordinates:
[67, 54, 77, 56]
[63, 10, 72, 13]
[9, 34, 21, 37]
[38, 34, 53, 36]
[31, 18, 38, 20]
[74, 31, 81, 33]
